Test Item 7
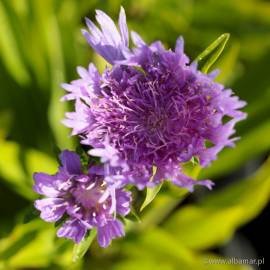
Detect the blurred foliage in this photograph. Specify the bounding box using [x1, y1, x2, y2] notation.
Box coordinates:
[0, 0, 269, 269]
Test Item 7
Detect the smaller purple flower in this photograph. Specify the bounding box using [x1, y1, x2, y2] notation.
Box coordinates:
[33, 150, 131, 247]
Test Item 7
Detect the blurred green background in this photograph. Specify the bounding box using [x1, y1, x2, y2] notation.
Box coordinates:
[0, 0, 270, 269]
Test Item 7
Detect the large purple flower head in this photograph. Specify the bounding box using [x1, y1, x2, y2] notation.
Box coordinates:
[33, 150, 131, 247]
[62, 8, 246, 190]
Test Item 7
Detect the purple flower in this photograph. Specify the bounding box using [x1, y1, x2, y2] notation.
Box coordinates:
[33, 150, 131, 247]
[62, 8, 246, 190]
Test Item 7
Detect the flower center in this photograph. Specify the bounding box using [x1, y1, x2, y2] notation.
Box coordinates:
[73, 181, 105, 209]
[145, 111, 166, 133]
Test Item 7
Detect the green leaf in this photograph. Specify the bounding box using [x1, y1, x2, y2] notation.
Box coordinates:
[46, 13, 74, 149]
[165, 157, 270, 250]
[0, 1, 30, 85]
[0, 139, 57, 200]
[125, 207, 142, 223]
[117, 227, 250, 270]
[72, 229, 97, 262]
[25, 148, 58, 177]
[0, 221, 55, 268]
[165, 205, 243, 250]
[0, 139, 33, 199]
[201, 157, 270, 224]
[140, 166, 163, 212]
[129, 191, 188, 232]
[195, 33, 230, 73]
[140, 183, 163, 211]
[53, 240, 82, 270]
[119, 228, 195, 268]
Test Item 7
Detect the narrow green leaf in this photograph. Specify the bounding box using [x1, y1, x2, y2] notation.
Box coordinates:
[140, 183, 163, 211]
[0, 1, 30, 85]
[0, 139, 33, 199]
[0, 110, 12, 139]
[72, 229, 96, 262]
[46, 13, 74, 149]
[139, 166, 163, 211]
[195, 33, 230, 73]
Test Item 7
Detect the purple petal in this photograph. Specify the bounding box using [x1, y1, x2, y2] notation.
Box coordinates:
[82, 29, 119, 64]
[35, 198, 66, 222]
[89, 140, 120, 167]
[82, 8, 131, 64]
[175, 36, 184, 55]
[199, 144, 224, 167]
[74, 175, 89, 183]
[208, 69, 220, 79]
[33, 173, 61, 197]
[63, 99, 93, 136]
[60, 150, 82, 175]
[119, 6, 129, 47]
[57, 219, 87, 243]
[97, 219, 124, 248]
[115, 190, 131, 216]
[76, 66, 89, 79]
[131, 31, 145, 47]
[89, 165, 105, 176]
[95, 10, 122, 46]
[85, 17, 103, 43]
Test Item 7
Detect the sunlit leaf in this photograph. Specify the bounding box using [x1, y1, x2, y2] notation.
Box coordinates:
[25, 148, 57, 177]
[0, 140, 33, 199]
[0, 138, 58, 200]
[117, 228, 250, 270]
[121, 228, 195, 267]
[53, 240, 82, 270]
[165, 157, 270, 250]
[0, 221, 54, 268]
[131, 191, 188, 232]
[165, 205, 243, 250]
